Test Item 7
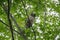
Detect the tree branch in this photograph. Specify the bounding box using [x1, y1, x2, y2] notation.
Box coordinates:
[8, 0, 14, 40]
[20, 0, 37, 40]
[21, 0, 36, 40]
[1, 2, 28, 40]
[0, 20, 20, 34]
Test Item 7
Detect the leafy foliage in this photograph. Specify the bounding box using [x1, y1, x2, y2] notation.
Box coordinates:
[0, 0, 60, 40]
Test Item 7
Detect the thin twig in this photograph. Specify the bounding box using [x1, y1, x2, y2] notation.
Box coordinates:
[20, 0, 28, 17]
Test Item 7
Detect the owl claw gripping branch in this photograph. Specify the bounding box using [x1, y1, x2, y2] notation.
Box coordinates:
[26, 12, 36, 28]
